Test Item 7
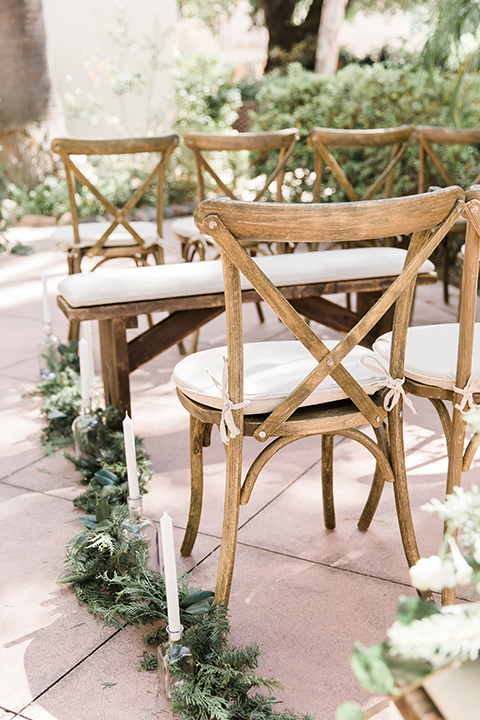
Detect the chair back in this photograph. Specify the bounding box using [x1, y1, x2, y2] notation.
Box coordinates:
[307, 126, 415, 203]
[193, 186, 464, 441]
[51, 134, 179, 256]
[415, 126, 480, 193]
[183, 129, 299, 204]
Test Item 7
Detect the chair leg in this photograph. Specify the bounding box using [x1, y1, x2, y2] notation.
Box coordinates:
[321, 434, 335, 529]
[180, 417, 211, 556]
[388, 408, 421, 569]
[442, 406, 468, 606]
[214, 433, 244, 607]
[358, 464, 385, 531]
[68, 320, 80, 344]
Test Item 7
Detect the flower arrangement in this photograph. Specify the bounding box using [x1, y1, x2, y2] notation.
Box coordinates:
[337, 482, 480, 720]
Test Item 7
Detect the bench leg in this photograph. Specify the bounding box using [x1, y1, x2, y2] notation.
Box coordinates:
[98, 318, 131, 418]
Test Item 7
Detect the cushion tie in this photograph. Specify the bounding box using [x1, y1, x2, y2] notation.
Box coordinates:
[361, 355, 416, 414]
[453, 377, 480, 412]
[206, 357, 251, 445]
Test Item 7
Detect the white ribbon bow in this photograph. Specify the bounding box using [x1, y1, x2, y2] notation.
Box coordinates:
[361, 354, 416, 414]
[206, 357, 251, 445]
[453, 377, 480, 412]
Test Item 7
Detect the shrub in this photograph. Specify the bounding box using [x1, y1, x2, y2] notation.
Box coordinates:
[250, 62, 480, 202]
[170, 52, 243, 204]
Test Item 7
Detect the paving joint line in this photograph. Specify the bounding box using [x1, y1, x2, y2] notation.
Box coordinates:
[17, 627, 124, 715]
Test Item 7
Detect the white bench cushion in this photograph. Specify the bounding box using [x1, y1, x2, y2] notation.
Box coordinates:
[52, 220, 159, 248]
[373, 324, 480, 390]
[58, 247, 435, 308]
[172, 340, 387, 414]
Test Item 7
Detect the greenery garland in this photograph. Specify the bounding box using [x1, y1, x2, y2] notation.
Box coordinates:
[35, 343, 313, 720]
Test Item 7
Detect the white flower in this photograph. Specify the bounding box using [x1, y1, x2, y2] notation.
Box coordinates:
[447, 536, 474, 586]
[409, 555, 457, 592]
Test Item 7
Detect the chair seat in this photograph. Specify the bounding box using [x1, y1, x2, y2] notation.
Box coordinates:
[58, 246, 435, 308]
[172, 340, 388, 414]
[172, 215, 198, 239]
[51, 220, 159, 249]
[373, 323, 480, 390]
[172, 214, 278, 249]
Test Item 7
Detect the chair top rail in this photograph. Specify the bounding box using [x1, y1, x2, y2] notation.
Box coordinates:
[415, 125, 480, 145]
[308, 125, 415, 148]
[51, 134, 179, 156]
[184, 129, 300, 152]
[194, 186, 464, 245]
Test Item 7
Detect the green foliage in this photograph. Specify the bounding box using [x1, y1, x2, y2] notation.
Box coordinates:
[350, 642, 399, 697]
[63, 405, 152, 513]
[40, 335, 315, 718]
[178, 0, 236, 31]
[251, 62, 480, 203]
[40, 379, 80, 448]
[335, 702, 364, 720]
[171, 604, 313, 720]
[169, 53, 243, 205]
[422, 0, 480, 71]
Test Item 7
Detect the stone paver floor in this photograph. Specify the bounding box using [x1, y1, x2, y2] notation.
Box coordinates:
[1, 221, 478, 719]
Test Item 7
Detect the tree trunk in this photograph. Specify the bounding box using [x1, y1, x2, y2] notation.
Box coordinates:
[314, 0, 349, 73]
[0, 0, 60, 188]
[259, 0, 325, 72]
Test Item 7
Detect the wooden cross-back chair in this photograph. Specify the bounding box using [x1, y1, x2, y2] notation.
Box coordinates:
[415, 125, 480, 303]
[172, 185, 464, 606]
[172, 128, 299, 260]
[51, 134, 179, 340]
[308, 125, 415, 206]
[307, 126, 416, 315]
[373, 185, 480, 605]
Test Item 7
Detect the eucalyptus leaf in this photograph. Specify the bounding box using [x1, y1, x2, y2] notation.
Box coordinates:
[396, 595, 440, 626]
[79, 514, 97, 529]
[335, 702, 364, 720]
[385, 654, 434, 687]
[95, 469, 118, 486]
[96, 497, 112, 523]
[183, 598, 214, 615]
[350, 642, 398, 696]
[181, 590, 215, 609]
[96, 469, 118, 482]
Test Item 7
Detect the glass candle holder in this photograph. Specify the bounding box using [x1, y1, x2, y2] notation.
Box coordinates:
[117, 496, 160, 572]
[38, 323, 58, 380]
[72, 400, 103, 459]
[157, 625, 195, 700]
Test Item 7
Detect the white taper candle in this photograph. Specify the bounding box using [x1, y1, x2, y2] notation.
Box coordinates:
[160, 511, 182, 638]
[122, 413, 140, 500]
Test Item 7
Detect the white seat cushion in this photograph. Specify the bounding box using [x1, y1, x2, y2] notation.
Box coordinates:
[172, 215, 274, 248]
[58, 246, 435, 308]
[172, 216, 198, 239]
[52, 221, 159, 248]
[172, 340, 388, 414]
[373, 324, 480, 390]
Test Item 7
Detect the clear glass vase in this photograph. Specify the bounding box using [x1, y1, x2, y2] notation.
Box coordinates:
[72, 400, 103, 459]
[117, 496, 160, 572]
[38, 324, 58, 380]
[157, 626, 195, 700]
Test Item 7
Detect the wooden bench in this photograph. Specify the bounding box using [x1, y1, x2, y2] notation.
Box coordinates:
[57, 248, 436, 416]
